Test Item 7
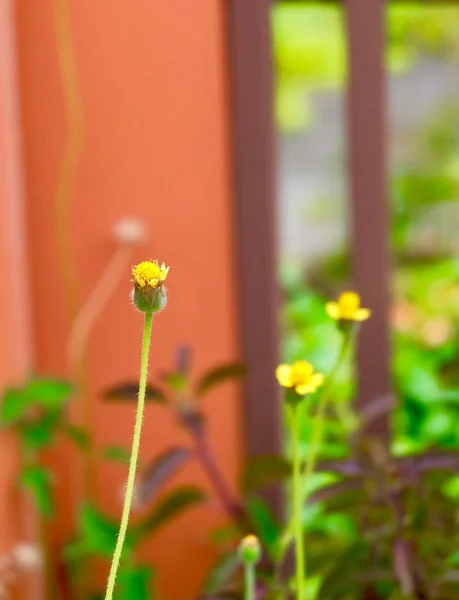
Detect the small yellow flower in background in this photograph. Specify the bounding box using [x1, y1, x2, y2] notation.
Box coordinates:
[132, 260, 170, 289]
[325, 291, 371, 323]
[276, 360, 324, 396]
[131, 260, 170, 314]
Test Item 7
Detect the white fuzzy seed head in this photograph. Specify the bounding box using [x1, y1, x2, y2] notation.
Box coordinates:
[12, 543, 43, 572]
[113, 218, 147, 245]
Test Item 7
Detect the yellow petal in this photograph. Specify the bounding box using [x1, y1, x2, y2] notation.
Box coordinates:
[295, 383, 314, 396]
[339, 291, 361, 311]
[310, 373, 324, 389]
[325, 302, 340, 320]
[276, 364, 293, 388]
[354, 307, 371, 322]
[149, 278, 160, 288]
[292, 360, 313, 379]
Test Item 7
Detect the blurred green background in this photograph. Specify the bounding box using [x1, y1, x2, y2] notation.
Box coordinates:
[274, 4, 459, 596]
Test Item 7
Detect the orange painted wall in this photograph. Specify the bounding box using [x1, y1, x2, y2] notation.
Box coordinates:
[13, 1, 241, 598]
[0, 0, 31, 558]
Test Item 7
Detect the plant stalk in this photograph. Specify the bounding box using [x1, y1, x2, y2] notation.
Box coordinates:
[194, 431, 246, 526]
[104, 311, 153, 600]
[277, 332, 352, 573]
[290, 403, 305, 600]
[244, 562, 256, 600]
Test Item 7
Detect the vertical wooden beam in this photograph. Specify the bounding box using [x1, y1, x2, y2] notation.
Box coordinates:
[226, 0, 282, 511]
[346, 0, 391, 438]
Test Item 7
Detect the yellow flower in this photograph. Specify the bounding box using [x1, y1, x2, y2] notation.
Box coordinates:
[325, 291, 371, 322]
[131, 260, 170, 313]
[276, 360, 324, 396]
[132, 260, 170, 289]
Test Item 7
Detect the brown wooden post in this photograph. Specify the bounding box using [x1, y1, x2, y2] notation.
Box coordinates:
[226, 0, 282, 512]
[346, 0, 391, 438]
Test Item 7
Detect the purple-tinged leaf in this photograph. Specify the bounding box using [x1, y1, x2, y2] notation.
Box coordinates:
[196, 363, 246, 398]
[133, 486, 206, 538]
[103, 381, 166, 404]
[316, 459, 364, 478]
[309, 479, 363, 504]
[175, 345, 192, 375]
[240, 454, 291, 494]
[204, 552, 240, 595]
[137, 447, 191, 505]
[398, 451, 459, 474]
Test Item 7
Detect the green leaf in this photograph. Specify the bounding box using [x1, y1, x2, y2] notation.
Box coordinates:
[65, 425, 90, 449]
[115, 564, 152, 600]
[133, 486, 206, 539]
[103, 382, 166, 404]
[63, 539, 88, 562]
[160, 371, 187, 392]
[245, 496, 280, 557]
[26, 378, 72, 409]
[204, 552, 240, 594]
[18, 412, 62, 451]
[0, 387, 30, 425]
[447, 549, 459, 566]
[209, 523, 241, 547]
[79, 502, 127, 558]
[240, 455, 291, 494]
[101, 445, 130, 463]
[0, 378, 72, 426]
[195, 363, 246, 397]
[19, 465, 54, 518]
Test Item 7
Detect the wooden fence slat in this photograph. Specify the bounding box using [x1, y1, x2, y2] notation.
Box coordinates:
[346, 0, 391, 438]
[226, 0, 282, 513]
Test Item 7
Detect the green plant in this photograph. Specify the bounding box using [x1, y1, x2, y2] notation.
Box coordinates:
[0, 368, 206, 600]
[272, 3, 459, 131]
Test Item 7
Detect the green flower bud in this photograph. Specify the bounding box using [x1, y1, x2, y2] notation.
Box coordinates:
[238, 535, 261, 565]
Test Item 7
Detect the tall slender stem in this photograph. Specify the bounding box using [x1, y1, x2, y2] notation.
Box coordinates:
[104, 311, 153, 600]
[301, 332, 351, 498]
[277, 333, 352, 572]
[244, 562, 256, 600]
[290, 403, 305, 600]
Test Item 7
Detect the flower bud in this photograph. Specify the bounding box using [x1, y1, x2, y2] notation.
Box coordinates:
[131, 260, 170, 314]
[238, 535, 261, 565]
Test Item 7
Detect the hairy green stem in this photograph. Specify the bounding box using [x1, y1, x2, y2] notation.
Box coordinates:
[301, 332, 351, 499]
[244, 562, 256, 600]
[290, 403, 305, 600]
[277, 332, 352, 572]
[104, 311, 153, 600]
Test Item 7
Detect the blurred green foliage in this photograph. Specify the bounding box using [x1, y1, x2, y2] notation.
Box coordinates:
[273, 3, 459, 130]
[276, 3, 459, 597]
[0, 375, 206, 600]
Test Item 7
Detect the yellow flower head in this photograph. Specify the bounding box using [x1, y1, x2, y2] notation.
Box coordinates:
[325, 291, 371, 323]
[276, 360, 324, 396]
[132, 260, 170, 290]
[131, 260, 170, 314]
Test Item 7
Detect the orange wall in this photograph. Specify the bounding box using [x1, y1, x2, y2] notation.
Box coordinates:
[0, 2, 40, 599]
[13, 1, 241, 598]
